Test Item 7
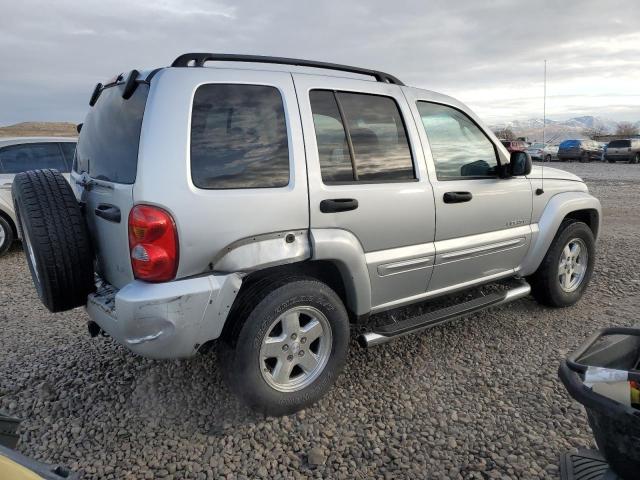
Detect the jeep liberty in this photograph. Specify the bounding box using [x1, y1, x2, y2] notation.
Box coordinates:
[12, 53, 601, 415]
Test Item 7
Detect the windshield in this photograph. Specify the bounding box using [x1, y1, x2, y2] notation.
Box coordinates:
[75, 82, 149, 183]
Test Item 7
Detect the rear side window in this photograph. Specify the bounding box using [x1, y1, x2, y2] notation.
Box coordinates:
[191, 84, 290, 189]
[0, 143, 68, 174]
[608, 140, 630, 148]
[75, 83, 149, 184]
[310, 90, 414, 183]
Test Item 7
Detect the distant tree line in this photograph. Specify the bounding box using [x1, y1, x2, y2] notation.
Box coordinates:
[583, 122, 639, 140]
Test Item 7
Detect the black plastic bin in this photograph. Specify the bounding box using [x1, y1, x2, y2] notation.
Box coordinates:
[559, 327, 640, 480]
[0, 412, 21, 449]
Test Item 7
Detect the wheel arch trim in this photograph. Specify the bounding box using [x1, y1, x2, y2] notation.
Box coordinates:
[520, 192, 601, 276]
[310, 228, 372, 316]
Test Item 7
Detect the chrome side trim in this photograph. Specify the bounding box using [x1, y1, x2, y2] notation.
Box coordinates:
[370, 269, 515, 313]
[434, 225, 532, 265]
[377, 256, 434, 276]
[439, 237, 525, 262]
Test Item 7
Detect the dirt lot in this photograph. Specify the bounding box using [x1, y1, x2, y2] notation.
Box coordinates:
[1, 162, 639, 479]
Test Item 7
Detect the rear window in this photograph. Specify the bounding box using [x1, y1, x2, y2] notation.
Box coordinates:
[75, 82, 149, 184]
[560, 140, 581, 148]
[190, 84, 290, 189]
[0, 143, 68, 174]
[608, 140, 631, 148]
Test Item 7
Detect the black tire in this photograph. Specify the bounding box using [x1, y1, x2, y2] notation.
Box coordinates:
[545, 154, 552, 162]
[630, 153, 640, 165]
[218, 276, 350, 416]
[606, 156, 615, 163]
[0, 215, 14, 256]
[12, 169, 94, 312]
[580, 152, 589, 163]
[528, 220, 595, 308]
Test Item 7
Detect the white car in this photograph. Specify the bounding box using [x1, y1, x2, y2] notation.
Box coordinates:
[0, 137, 76, 255]
[526, 142, 558, 162]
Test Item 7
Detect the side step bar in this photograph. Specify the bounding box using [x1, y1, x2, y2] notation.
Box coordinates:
[358, 281, 531, 348]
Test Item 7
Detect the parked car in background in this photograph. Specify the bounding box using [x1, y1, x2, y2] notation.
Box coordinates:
[501, 140, 527, 153]
[557, 139, 602, 162]
[604, 139, 640, 164]
[543, 144, 560, 162]
[526, 142, 546, 160]
[0, 137, 76, 255]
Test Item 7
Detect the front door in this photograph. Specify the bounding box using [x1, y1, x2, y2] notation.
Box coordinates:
[406, 94, 533, 294]
[293, 74, 436, 311]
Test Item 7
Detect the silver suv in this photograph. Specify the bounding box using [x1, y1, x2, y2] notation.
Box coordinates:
[12, 54, 601, 415]
[0, 137, 76, 255]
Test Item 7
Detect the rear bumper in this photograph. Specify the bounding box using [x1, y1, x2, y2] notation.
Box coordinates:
[86, 273, 242, 359]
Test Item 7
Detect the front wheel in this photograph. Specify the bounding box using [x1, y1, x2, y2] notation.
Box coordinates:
[545, 154, 552, 162]
[218, 277, 350, 416]
[529, 220, 595, 307]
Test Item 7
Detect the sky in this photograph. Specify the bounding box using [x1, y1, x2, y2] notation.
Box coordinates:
[1, 0, 639, 126]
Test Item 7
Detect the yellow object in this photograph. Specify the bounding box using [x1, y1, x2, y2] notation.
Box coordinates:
[0, 453, 43, 480]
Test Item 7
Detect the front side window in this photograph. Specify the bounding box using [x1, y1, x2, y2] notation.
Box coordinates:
[0, 143, 68, 174]
[417, 102, 498, 180]
[191, 84, 290, 189]
[310, 90, 415, 183]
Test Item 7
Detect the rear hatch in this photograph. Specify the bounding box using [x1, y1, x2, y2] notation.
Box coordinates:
[607, 139, 631, 156]
[71, 75, 150, 289]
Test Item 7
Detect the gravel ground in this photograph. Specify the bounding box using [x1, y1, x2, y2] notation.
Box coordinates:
[1, 161, 639, 479]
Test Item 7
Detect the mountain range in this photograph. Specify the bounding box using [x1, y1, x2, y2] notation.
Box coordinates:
[490, 116, 639, 143]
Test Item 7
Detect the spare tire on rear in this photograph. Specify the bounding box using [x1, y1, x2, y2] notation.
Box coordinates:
[12, 169, 94, 312]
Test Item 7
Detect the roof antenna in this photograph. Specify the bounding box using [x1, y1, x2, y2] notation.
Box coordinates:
[537, 59, 547, 196]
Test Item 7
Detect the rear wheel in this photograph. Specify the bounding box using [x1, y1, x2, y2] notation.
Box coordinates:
[0, 216, 14, 256]
[218, 277, 349, 416]
[545, 154, 552, 162]
[529, 220, 595, 308]
[12, 169, 94, 312]
[630, 153, 640, 164]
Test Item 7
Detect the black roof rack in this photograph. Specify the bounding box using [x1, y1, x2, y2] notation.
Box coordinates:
[171, 53, 404, 86]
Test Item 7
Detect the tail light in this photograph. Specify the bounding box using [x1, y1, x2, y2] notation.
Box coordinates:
[128, 205, 179, 282]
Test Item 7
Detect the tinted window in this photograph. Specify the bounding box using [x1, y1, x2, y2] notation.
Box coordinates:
[417, 102, 498, 179]
[191, 84, 289, 189]
[59, 142, 76, 163]
[608, 140, 630, 148]
[309, 91, 353, 182]
[0, 143, 68, 174]
[309, 90, 414, 183]
[75, 83, 148, 183]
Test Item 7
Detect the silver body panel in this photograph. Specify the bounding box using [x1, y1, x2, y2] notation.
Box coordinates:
[74, 64, 600, 358]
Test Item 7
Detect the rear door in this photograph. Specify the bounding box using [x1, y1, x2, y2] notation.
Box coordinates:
[294, 74, 436, 311]
[71, 81, 149, 289]
[404, 91, 533, 294]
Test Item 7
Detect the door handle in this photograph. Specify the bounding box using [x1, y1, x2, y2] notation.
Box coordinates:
[443, 191, 473, 204]
[95, 203, 121, 223]
[320, 198, 359, 213]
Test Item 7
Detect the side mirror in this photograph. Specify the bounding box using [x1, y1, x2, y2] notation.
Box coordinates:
[507, 151, 532, 176]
